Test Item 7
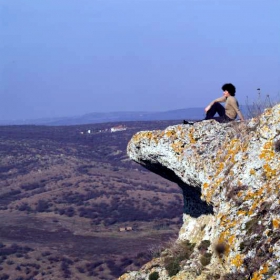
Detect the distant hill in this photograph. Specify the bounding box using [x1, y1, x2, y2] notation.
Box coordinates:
[0, 105, 251, 126]
[0, 108, 204, 126]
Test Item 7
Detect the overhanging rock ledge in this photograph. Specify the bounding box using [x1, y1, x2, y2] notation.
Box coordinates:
[121, 104, 280, 280]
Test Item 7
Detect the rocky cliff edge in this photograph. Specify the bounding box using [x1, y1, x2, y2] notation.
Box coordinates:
[120, 104, 280, 280]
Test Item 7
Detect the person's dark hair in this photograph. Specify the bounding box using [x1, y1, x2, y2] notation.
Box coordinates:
[222, 83, 236, 96]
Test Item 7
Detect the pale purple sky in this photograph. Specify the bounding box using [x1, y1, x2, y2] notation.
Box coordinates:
[1, 0, 279, 120]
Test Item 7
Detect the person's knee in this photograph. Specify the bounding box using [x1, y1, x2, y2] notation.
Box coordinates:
[213, 102, 221, 108]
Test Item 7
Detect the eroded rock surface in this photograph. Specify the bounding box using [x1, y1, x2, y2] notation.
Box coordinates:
[120, 104, 280, 280]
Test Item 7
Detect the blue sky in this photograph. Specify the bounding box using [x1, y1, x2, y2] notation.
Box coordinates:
[0, 0, 279, 120]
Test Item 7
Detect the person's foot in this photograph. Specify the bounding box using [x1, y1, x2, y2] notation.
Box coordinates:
[183, 120, 194, 125]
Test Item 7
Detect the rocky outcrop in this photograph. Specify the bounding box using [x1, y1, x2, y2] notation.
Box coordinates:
[120, 104, 280, 280]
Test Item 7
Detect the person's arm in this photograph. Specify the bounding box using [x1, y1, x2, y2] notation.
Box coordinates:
[205, 96, 227, 112]
[230, 98, 245, 121]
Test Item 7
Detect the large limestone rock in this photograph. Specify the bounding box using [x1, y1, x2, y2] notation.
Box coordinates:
[120, 104, 280, 280]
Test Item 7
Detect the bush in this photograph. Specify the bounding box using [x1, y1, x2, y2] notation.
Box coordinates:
[0, 274, 9, 280]
[35, 200, 50, 212]
[17, 203, 31, 212]
[200, 252, 212, 266]
[164, 257, 180, 277]
[149, 271, 159, 280]
[163, 240, 195, 277]
[197, 240, 210, 254]
[245, 91, 277, 119]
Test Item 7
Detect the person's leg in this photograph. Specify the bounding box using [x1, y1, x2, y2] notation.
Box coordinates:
[183, 103, 227, 125]
[212, 114, 234, 123]
[205, 102, 225, 120]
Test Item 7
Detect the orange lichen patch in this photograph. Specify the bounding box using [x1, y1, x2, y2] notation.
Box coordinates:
[263, 163, 277, 180]
[237, 210, 247, 216]
[251, 263, 269, 280]
[179, 130, 187, 138]
[259, 141, 275, 160]
[260, 263, 269, 274]
[244, 190, 254, 200]
[231, 254, 244, 268]
[272, 218, 280, 229]
[250, 169, 256, 175]
[217, 219, 239, 257]
[188, 127, 196, 144]
[248, 198, 265, 216]
[214, 162, 225, 177]
[171, 140, 185, 155]
[251, 271, 262, 280]
[132, 131, 160, 143]
[244, 185, 266, 201]
[204, 178, 223, 203]
[176, 126, 182, 132]
[203, 182, 209, 189]
[264, 108, 273, 115]
[237, 191, 243, 198]
[223, 138, 243, 160]
[228, 234, 235, 246]
[165, 130, 176, 138]
[263, 141, 273, 150]
[217, 232, 230, 256]
[203, 176, 225, 203]
[241, 143, 249, 152]
[219, 215, 229, 225]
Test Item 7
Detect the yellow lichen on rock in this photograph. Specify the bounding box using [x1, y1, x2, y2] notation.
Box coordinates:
[125, 104, 280, 280]
[230, 253, 244, 268]
[272, 218, 280, 229]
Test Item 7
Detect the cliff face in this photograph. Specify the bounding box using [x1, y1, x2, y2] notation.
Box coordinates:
[120, 104, 280, 280]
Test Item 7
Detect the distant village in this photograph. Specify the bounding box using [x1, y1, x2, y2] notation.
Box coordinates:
[119, 226, 133, 232]
[79, 124, 127, 135]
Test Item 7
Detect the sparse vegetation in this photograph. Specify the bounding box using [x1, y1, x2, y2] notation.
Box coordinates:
[149, 271, 159, 280]
[200, 252, 212, 266]
[197, 240, 211, 254]
[245, 90, 279, 119]
[0, 120, 182, 279]
[163, 240, 195, 277]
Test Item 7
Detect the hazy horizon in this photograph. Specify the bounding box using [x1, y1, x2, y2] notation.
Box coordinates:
[1, 0, 279, 121]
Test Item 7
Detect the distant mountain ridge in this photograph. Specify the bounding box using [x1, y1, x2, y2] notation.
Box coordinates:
[0, 108, 205, 126]
[0, 106, 250, 126]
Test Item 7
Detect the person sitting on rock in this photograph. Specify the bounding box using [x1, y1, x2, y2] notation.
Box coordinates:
[184, 83, 245, 124]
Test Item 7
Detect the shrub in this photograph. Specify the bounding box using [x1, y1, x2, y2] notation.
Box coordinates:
[197, 240, 211, 254]
[17, 203, 31, 212]
[163, 240, 195, 277]
[200, 252, 212, 266]
[164, 256, 180, 277]
[149, 271, 159, 280]
[245, 91, 277, 119]
[206, 274, 220, 280]
[35, 200, 50, 212]
[0, 274, 9, 280]
[6, 260, 14, 265]
[222, 272, 247, 280]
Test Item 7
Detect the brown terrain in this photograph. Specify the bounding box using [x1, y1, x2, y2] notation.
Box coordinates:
[0, 120, 184, 280]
